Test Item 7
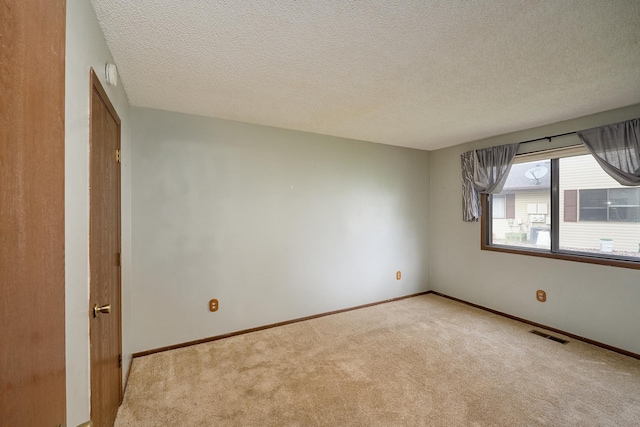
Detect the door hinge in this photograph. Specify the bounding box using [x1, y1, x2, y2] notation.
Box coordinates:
[115, 148, 121, 163]
[118, 354, 122, 368]
[117, 252, 121, 267]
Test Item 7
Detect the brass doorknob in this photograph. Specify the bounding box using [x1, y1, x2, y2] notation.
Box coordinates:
[93, 303, 111, 317]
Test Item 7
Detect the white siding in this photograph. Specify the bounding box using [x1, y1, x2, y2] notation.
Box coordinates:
[560, 155, 640, 254]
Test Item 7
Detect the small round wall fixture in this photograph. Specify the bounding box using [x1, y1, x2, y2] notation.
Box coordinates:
[105, 63, 118, 86]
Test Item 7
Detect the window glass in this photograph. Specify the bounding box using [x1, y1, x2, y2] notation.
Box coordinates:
[558, 154, 640, 259]
[487, 152, 640, 264]
[579, 189, 607, 221]
[492, 195, 505, 219]
[490, 160, 551, 250]
[608, 188, 640, 222]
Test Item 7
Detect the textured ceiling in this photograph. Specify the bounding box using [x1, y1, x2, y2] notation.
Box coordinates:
[90, 0, 640, 151]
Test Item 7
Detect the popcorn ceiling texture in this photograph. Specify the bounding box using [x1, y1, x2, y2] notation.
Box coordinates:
[90, 0, 640, 150]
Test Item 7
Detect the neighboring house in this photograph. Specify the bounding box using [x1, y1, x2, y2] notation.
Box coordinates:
[493, 155, 640, 255]
[492, 160, 551, 246]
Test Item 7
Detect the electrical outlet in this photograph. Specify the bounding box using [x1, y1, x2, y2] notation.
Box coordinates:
[396, 271, 401, 280]
[536, 290, 546, 302]
[209, 299, 219, 312]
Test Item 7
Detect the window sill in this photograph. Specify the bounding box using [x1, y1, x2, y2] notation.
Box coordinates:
[481, 243, 640, 270]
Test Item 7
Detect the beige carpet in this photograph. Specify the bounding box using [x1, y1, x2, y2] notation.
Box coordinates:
[115, 294, 640, 426]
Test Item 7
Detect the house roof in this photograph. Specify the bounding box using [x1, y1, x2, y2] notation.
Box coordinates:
[90, 0, 640, 151]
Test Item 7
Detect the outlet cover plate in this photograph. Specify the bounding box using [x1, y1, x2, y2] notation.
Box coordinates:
[536, 290, 546, 302]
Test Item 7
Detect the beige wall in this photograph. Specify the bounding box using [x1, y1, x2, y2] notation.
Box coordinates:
[430, 104, 640, 355]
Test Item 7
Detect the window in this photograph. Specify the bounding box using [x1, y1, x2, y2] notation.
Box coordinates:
[492, 195, 505, 219]
[484, 152, 640, 268]
[575, 188, 640, 222]
[489, 160, 550, 249]
[491, 194, 515, 219]
[578, 189, 608, 221]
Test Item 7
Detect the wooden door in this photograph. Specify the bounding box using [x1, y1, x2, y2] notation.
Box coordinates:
[0, 0, 66, 425]
[89, 69, 123, 427]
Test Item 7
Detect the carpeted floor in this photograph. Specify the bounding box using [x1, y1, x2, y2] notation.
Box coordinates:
[115, 294, 640, 426]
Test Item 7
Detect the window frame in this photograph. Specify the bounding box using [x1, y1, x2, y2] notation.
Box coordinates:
[481, 157, 640, 270]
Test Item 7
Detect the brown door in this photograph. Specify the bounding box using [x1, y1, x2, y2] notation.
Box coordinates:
[89, 69, 123, 427]
[0, 0, 66, 425]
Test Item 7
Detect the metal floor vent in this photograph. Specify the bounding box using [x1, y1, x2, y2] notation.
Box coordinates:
[529, 330, 569, 345]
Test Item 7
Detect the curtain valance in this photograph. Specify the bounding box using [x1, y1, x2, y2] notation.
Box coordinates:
[461, 143, 519, 222]
[578, 118, 640, 186]
[461, 118, 640, 222]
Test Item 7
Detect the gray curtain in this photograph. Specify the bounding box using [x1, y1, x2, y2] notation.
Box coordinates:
[461, 143, 519, 222]
[578, 118, 640, 186]
[461, 151, 481, 222]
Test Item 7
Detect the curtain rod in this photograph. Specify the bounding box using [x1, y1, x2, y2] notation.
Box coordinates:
[519, 131, 577, 145]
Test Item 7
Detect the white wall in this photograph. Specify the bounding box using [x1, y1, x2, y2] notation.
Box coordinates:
[430, 104, 640, 354]
[65, 1, 132, 424]
[131, 107, 430, 353]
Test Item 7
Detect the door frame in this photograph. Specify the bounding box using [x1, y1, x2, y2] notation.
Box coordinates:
[0, 0, 67, 425]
